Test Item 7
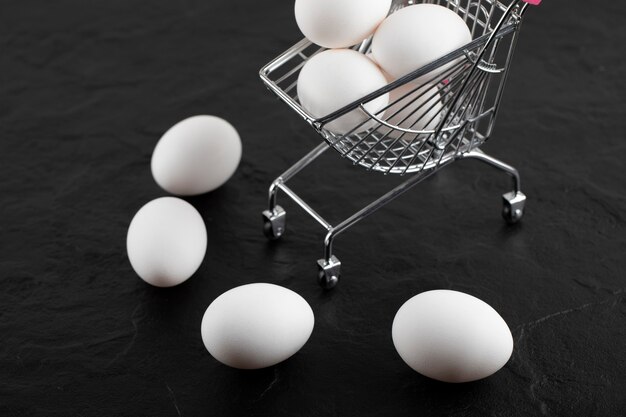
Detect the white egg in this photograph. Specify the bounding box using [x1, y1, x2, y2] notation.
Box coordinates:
[297, 49, 389, 134]
[392, 290, 513, 383]
[295, 0, 392, 48]
[201, 283, 314, 369]
[372, 4, 472, 81]
[151, 115, 241, 196]
[127, 197, 207, 287]
[383, 82, 443, 140]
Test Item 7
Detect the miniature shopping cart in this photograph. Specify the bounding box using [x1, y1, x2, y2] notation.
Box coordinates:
[260, 0, 541, 289]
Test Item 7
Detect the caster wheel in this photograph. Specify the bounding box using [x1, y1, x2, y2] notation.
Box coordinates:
[317, 256, 341, 290]
[503, 206, 524, 224]
[262, 206, 286, 240]
[502, 191, 526, 225]
[318, 270, 339, 290]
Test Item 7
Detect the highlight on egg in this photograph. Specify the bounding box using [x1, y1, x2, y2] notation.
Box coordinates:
[295, 0, 392, 48]
[151, 115, 242, 196]
[126, 197, 207, 288]
[392, 289, 513, 383]
[371, 4, 472, 81]
[201, 283, 314, 369]
[297, 49, 389, 134]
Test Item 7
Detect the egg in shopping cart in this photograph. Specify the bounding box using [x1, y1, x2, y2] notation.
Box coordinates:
[151, 115, 242, 196]
[201, 283, 314, 369]
[297, 49, 389, 134]
[295, 0, 392, 48]
[372, 4, 472, 82]
[392, 290, 513, 383]
[127, 197, 207, 287]
[383, 82, 443, 140]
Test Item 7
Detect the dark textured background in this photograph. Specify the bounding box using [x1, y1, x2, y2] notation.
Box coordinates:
[1, 1, 625, 416]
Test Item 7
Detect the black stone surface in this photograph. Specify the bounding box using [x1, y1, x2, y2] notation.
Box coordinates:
[1, 1, 625, 416]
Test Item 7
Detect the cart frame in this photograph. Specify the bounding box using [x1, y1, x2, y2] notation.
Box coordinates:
[260, 0, 539, 288]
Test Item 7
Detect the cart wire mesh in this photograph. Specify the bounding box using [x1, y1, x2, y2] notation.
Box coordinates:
[260, 0, 530, 175]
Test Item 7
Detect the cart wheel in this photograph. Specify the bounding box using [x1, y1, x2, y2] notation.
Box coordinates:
[262, 206, 286, 240]
[317, 256, 341, 290]
[502, 191, 526, 224]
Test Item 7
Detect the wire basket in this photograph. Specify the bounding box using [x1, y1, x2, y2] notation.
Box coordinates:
[260, 0, 541, 288]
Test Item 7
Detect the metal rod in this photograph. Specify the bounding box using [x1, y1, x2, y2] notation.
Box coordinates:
[323, 162, 452, 262]
[277, 183, 333, 231]
[487, 18, 522, 138]
[268, 142, 329, 210]
[420, 0, 521, 165]
[279, 142, 329, 183]
[460, 149, 521, 193]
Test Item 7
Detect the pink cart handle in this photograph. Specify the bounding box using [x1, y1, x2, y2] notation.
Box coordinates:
[522, 0, 541, 5]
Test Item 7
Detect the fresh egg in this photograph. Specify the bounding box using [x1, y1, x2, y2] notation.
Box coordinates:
[392, 290, 513, 383]
[295, 0, 392, 48]
[151, 115, 241, 196]
[127, 197, 207, 287]
[201, 283, 314, 369]
[297, 49, 389, 134]
[383, 82, 443, 140]
[372, 4, 472, 81]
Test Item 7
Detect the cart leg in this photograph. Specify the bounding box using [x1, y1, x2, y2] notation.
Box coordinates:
[262, 143, 329, 240]
[460, 149, 526, 224]
[317, 166, 444, 289]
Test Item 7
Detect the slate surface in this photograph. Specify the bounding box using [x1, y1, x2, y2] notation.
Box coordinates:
[1, 0, 625, 416]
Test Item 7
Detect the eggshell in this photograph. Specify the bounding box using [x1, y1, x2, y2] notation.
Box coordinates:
[201, 283, 314, 369]
[392, 290, 513, 383]
[127, 197, 207, 287]
[295, 0, 392, 48]
[383, 82, 443, 139]
[297, 49, 389, 134]
[372, 4, 472, 81]
[151, 115, 241, 196]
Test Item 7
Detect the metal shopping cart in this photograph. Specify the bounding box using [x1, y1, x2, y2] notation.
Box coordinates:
[260, 0, 541, 289]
